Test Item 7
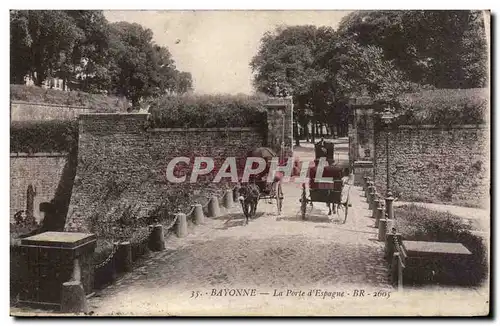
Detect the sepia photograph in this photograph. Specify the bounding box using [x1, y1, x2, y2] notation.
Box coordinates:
[7, 8, 491, 317]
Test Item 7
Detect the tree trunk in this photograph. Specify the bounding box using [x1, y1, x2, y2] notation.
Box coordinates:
[294, 121, 300, 147]
[303, 121, 309, 142]
[131, 97, 140, 111]
[12, 73, 25, 85]
[311, 120, 316, 143]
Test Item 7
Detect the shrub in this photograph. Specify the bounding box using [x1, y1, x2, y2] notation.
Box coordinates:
[148, 93, 268, 128]
[394, 204, 488, 286]
[393, 88, 488, 126]
[10, 84, 129, 112]
[10, 120, 78, 153]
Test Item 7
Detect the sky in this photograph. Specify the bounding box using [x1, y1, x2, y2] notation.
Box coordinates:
[104, 11, 350, 95]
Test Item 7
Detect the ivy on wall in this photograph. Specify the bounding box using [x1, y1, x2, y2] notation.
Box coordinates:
[11, 120, 78, 153]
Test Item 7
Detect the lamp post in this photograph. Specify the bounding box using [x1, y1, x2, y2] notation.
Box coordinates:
[380, 107, 396, 197]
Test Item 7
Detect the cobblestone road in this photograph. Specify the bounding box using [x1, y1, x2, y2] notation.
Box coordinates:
[87, 180, 395, 316]
[85, 142, 398, 315]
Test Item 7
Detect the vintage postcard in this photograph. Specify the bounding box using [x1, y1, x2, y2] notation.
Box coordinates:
[9, 9, 490, 317]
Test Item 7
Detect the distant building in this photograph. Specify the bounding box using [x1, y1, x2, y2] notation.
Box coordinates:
[24, 74, 70, 92]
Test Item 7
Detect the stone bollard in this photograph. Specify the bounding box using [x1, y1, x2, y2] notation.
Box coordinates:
[148, 224, 166, 251]
[367, 185, 374, 204]
[61, 281, 88, 313]
[378, 219, 388, 241]
[386, 218, 396, 234]
[61, 258, 88, 314]
[365, 182, 373, 198]
[207, 196, 221, 218]
[385, 231, 402, 263]
[233, 187, 239, 204]
[372, 199, 381, 219]
[385, 194, 395, 220]
[368, 188, 376, 209]
[223, 189, 233, 209]
[366, 177, 373, 193]
[193, 204, 205, 225]
[175, 213, 188, 238]
[116, 241, 132, 273]
[375, 207, 384, 228]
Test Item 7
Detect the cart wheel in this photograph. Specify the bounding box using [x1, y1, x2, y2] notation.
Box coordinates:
[276, 182, 283, 214]
[342, 188, 351, 224]
[343, 202, 349, 224]
[300, 183, 307, 220]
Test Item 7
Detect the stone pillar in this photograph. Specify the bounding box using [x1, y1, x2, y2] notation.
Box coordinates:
[175, 213, 188, 238]
[232, 187, 239, 204]
[61, 280, 88, 313]
[207, 196, 221, 218]
[223, 189, 233, 209]
[368, 187, 375, 209]
[366, 182, 373, 198]
[385, 194, 395, 220]
[148, 225, 165, 251]
[375, 207, 384, 228]
[193, 204, 204, 225]
[264, 97, 294, 159]
[378, 219, 388, 241]
[116, 241, 132, 273]
[372, 199, 381, 219]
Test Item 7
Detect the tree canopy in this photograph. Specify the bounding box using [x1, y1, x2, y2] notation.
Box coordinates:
[337, 10, 488, 89]
[250, 10, 488, 135]
[10, 10, 193, 107]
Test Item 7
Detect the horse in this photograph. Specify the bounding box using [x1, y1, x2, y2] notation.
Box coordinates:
[237, 182, 260, 225]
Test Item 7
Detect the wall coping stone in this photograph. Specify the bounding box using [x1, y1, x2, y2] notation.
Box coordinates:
[11, 100, 90, 110]
[149, 127, 259, 132]
[353, 160, 374, 168]
[395, 124, 488, 130]
[79, 112, 149, 117]
[10, 152, 67, 158]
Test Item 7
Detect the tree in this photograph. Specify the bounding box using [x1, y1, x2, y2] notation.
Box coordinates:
[250, 24, 413, 139]
[337, 10, 488, 88]
[107, 22, 181, 108]
[10, 11, 192, 100]
[174, 71, 193, 95]
[319, 36, 413, 103]
[63, 10, 113, 92]
[250, 25, 337, 140]
[10, 10, 84, 86]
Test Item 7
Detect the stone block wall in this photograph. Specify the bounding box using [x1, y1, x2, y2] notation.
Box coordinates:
[64, 113, 265, 232]
[373, 125, 489, 208]
[10, 153, 68, 223]
[11, 101, 93, 121]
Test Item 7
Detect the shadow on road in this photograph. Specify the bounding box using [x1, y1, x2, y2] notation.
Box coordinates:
[215, 212, 266, 230]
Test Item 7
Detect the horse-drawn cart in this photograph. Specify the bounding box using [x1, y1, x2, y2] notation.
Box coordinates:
[245, 147, 284, 214]
[299, 140, 352, 223]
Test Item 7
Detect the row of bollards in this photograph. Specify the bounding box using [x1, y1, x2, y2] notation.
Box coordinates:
[362, 176, 403, 292]
[174, 188, 238, 239]
[362, 176, 395, 242]
[61, 188, 240, 314]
